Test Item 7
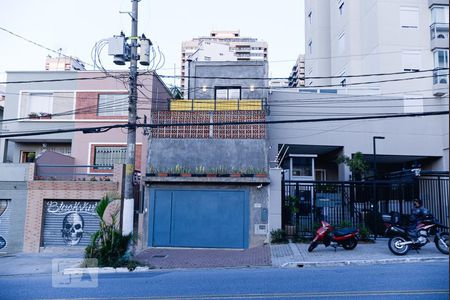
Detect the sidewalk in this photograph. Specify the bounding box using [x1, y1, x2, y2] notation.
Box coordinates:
[0, 239, 447, 276]
[271, 238, 449, 268]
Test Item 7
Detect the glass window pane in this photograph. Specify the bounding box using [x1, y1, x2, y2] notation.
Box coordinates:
[228, 89, 240, 99]
[98, 94, 128, 116]
[28, 93, 53, 114]
[216, 89, 228, 100]
[292, 157, 313, 177]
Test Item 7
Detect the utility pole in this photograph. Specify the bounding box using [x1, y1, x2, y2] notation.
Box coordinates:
[107, 1, 150, 236]
[122, 0, 139, 235]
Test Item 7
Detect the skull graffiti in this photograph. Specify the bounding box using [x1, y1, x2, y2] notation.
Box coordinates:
[61, 212, 84, 246]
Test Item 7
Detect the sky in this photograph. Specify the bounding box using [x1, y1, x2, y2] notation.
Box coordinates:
[0, 0, 305, 86]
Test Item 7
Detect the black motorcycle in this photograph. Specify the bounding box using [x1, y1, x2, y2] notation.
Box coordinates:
[385, 214, 449, 256]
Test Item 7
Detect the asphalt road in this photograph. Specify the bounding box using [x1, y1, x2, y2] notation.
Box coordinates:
[0, 262, 447, 300]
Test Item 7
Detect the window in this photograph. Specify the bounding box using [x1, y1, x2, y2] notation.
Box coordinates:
[28, 93, 53, 114]
[94, 146, 127, 169]
[339, 2, 344, 15]
[431, 6, 449, 23]
[215, 87, 241, 100]
[290, 156, 315, 179]
[400, 7, 419, 28]
[97, 94, 128, 116]
[308, 40, 312, 54]
[402, 50, 421, 71]
[338, 32, 346, 54]
[433, 50, 449, 84]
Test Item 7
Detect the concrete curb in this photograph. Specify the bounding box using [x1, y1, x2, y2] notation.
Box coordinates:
[62, 266, 152, 275]
[281, 257, 449, 268]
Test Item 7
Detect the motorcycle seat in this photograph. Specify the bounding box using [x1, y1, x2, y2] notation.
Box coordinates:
[333, 228, 357, 237]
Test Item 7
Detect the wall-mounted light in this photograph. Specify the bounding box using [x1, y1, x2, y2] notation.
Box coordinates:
[250, 85, 255, 92]
[202, 86, 207, 92]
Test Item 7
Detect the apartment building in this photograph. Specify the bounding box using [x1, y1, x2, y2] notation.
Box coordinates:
[288, 54, 305, 87]
[1, 70, 170, 173]
[181, 30, 268, 94]
[304, 0, 449, 99]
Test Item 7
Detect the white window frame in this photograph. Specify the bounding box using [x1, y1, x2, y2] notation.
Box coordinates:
[289, 154, 317, 181]
[28, 93, 53, 115]
[400, 7, 419, 28]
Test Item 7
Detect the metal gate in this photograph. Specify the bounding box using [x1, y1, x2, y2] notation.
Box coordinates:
[0, 200, 11, 251]
[282, 174, 449, 238]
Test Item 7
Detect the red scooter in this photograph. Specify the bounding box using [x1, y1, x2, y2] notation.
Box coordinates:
[308, 221, 359, 252]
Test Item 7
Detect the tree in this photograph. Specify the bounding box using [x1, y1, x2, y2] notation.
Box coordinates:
[337, 152, 369, 180]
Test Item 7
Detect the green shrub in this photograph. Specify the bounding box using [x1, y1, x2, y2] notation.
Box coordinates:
[358, 225, 372, 241]
[85, 195, 137, 268]
[270, 229, 288, 243]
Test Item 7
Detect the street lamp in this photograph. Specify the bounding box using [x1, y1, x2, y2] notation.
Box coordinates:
[373, 136, 385, 180]
[372, 136, 385, 239]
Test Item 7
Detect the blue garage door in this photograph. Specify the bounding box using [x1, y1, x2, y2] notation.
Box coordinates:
[149, 189, 249, 249]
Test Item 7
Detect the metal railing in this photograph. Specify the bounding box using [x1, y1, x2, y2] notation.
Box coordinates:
[430, 22, 449, 40]
[169, 99, 263, 111]
[34, 164, 114, 181]
[282, 176, 449, 238]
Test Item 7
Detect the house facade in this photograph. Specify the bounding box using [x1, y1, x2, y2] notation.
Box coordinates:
[1, 70, 170, 173]
[141, 60, 271, 249]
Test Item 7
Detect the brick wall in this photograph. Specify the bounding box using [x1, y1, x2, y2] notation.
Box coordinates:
[151, 111, 266, 139]
[23, 165, 124, 253]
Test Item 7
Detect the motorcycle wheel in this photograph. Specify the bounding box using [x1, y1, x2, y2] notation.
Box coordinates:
[308, 241, 318, 252]
[388, 236, 410, 256]
[435, 232, 449, 255]
[342, 237, 358, 250]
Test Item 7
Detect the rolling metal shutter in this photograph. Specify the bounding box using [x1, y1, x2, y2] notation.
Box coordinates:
[42, 200, 100, 247]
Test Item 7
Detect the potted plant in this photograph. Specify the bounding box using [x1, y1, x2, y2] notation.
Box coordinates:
[39, 112, 52, 119]
[241, 167, 255, 177]
[193, 165, 206, 177]
[169, 164, 182, 177]
[28, 112, 39, 119]
[157, 168, 168, 177]
[217, 165, 229, 177]
[230, 168, 241, 178]
[255, 169, 267, 178]
[206, 168, 217, 177]
[147, 165, 156, 177]
[180, 166, 192, 177]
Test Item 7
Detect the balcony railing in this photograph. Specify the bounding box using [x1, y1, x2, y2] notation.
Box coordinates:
[170, 99, 263, 111]
[430, 23, 449, 40]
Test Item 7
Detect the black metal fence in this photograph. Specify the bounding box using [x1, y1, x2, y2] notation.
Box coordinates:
[281, 174, 449, 238]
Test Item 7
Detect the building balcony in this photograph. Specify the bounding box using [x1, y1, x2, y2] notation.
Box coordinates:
[429, 0, 449, 8]
[169, 99, 263, 111]
[430, 23, 449, 50]
[433, 68, 449, 96]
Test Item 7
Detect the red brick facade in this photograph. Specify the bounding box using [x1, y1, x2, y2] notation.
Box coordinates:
[151, 111, 266, 139]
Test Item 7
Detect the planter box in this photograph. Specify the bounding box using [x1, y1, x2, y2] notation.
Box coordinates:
[230, 173, 241, 178]
[255, 173, 267, 178]
[181, 173, 192, 177]
[206, 174, 217, 177]
[157, 173, 168, 177]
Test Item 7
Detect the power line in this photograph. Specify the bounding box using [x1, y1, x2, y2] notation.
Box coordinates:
[0, 110, 447, 138]
[157, 67, 447, 81]
[0, 26, 92, 69]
